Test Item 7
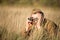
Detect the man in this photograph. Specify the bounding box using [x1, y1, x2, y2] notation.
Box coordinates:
[23, 9, 58, 40]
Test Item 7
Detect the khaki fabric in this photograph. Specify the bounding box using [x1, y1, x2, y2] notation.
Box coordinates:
[21, 18, 58, 40]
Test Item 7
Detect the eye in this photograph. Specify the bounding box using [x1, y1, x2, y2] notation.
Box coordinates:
[35, 17, 37, 19]
[34, 18, 38, 21]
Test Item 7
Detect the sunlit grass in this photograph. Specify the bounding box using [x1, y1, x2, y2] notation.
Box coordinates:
[0, 6, 60, 40]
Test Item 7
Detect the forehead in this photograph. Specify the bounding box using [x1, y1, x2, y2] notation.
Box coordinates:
[31, 13, 41, 18]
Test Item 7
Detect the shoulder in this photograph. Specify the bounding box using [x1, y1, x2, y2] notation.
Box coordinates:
[44, 18, 58, 30]
[45, 18, 57, 27]
[44, 18, 58, 36]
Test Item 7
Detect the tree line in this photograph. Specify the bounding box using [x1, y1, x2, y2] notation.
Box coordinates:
[0, 0, 60, 7]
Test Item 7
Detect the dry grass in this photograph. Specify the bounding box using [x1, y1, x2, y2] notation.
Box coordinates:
[0, 5, 60, 40]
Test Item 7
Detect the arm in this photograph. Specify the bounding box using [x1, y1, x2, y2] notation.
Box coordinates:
[25, 17, 33, 32]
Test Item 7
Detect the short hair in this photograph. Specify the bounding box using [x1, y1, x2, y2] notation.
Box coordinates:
[32, 9, 44, 17]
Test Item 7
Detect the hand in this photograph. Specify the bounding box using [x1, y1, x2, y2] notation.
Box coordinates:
[26, 17, 33, 31]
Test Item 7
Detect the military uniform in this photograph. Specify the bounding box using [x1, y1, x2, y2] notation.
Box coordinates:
[21, 18, 58, 40]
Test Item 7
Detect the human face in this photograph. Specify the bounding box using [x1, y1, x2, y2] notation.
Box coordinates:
[31, 13, 42, 24]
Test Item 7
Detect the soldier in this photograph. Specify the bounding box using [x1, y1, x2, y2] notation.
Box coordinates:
[23, 9, 58, 40]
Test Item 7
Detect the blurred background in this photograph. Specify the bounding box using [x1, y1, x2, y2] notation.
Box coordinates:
[0, 0, 60, 40]
[0, 0, 60, 7]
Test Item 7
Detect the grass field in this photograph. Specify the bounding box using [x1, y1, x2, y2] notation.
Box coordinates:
[0, 5, 60, 40]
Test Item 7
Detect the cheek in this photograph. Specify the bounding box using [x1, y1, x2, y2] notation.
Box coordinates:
[38, 14, 42, 19]
[37, 16, 42, 23]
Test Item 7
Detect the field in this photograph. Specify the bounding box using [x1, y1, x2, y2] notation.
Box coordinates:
[0, 5, 60, 40]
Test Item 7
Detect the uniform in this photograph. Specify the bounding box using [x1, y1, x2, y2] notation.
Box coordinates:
[21, 18, 58, 40]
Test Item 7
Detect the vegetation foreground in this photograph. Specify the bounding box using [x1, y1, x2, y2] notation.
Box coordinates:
[0, 6, 60, 40]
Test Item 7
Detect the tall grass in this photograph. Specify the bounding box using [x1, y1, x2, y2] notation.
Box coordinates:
[0, 6, 60, 40]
